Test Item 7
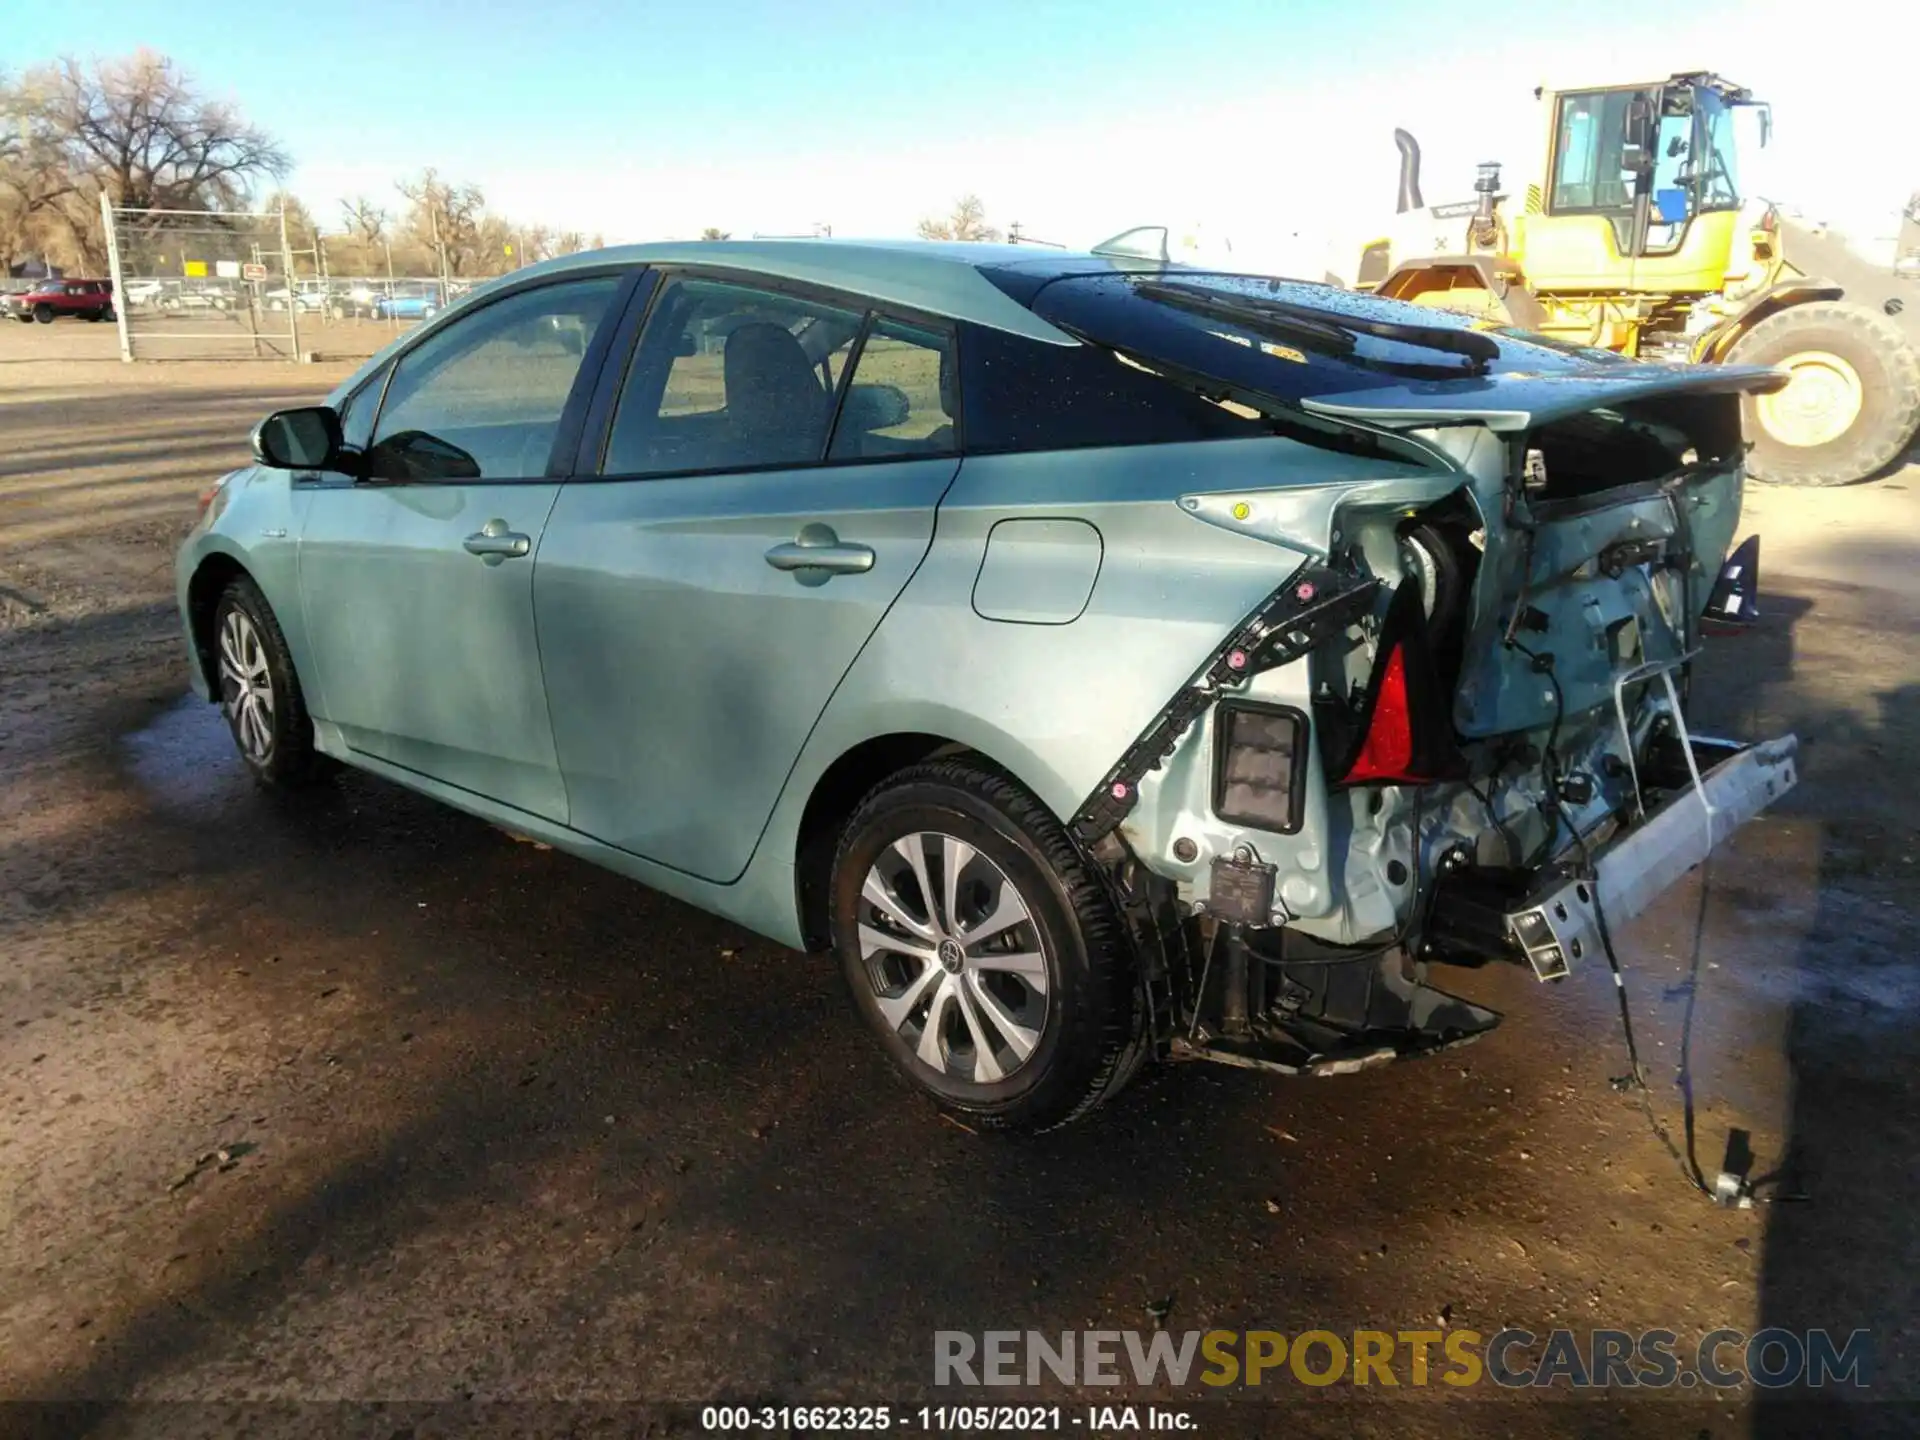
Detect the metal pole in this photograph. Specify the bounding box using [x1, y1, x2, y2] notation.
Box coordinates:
[385, 240, 397, 330]
[101, 192, 133, 362]
[279, 205, 301, 362]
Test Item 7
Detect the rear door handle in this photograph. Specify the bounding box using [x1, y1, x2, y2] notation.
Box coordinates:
[463, 518, 532, 563]
[764, 523, 874, 577]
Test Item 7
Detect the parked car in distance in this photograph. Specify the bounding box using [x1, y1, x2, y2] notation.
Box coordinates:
[160, 283, 234, 312]
[122, 279, 169, 308]
[176, 240, 1800, 1131]
[371, 283, 442, 320]
[327, 281, 388, 319]
[264, 281, 331, 313]
[6, 278, 115, 323]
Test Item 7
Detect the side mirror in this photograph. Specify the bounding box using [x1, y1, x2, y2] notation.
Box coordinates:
[252, 406, 344, 471]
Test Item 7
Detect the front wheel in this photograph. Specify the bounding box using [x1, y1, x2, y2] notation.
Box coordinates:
[1729, 302, 1920, 486]
[33, 303, 53, 323]
[830, 759, 1147, 1132]
[212, 577, 330, 788]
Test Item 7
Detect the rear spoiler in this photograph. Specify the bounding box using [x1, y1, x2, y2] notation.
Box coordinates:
[1299, 364, 1790, 433]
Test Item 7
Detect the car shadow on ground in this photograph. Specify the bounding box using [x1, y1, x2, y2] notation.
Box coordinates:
[1689, 574, 1920, 1435]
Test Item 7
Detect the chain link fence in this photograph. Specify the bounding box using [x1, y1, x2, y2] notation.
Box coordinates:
[104, 201, 459, 362]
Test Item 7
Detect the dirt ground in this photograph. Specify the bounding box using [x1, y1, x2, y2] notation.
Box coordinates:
[3, 320, 1918, 1440]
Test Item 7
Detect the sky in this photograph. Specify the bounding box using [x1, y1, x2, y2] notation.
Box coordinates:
[6, 0, 1914, 269]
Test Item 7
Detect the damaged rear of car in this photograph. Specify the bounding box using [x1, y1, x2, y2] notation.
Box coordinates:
[965, 266, 1799, 1087]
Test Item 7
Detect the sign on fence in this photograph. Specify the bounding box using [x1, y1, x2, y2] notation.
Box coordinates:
[241, 262, 269, 282]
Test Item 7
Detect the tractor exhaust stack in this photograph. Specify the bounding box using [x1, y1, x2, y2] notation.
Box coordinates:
[1394, 128, 1424, 213]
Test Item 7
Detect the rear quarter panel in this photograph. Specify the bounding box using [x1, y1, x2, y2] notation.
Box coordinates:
[761, 435, 1451, 849]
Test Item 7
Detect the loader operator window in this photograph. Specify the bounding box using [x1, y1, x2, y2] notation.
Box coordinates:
[1549, 90, 1637, 213]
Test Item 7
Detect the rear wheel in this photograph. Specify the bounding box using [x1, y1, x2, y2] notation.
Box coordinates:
[830, 759, 1147, 1132]
[1728, 301, 1920, 486]
[211, 577, 329, 788]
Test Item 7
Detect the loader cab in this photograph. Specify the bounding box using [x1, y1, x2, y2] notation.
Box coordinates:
[1520, 73, 1763, 293]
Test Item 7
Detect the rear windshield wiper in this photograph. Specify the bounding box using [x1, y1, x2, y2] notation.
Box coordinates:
[1134, 281, 1500, 377]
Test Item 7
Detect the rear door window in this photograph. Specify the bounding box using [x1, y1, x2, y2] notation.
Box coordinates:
[827, 318, 957, 460]
[601, 276, 864, 476]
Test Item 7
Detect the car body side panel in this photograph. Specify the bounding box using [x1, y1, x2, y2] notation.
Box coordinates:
[174, 468, 314, 699]
[761, 436, 1457, 845]
[294, 479, 569, 821]
[533, 457, 960, 883]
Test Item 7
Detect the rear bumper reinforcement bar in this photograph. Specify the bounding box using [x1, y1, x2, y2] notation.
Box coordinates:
[1507, 730, 1798, 980]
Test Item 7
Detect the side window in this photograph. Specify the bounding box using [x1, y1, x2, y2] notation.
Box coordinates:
[336, 363, 390, 452]
[602, 277, 863, 477]
[1550, 90, 1637, 213]
[957, 322, 1260, 454]
[827, 318, 957, 460]
[366, 275, 620, 482]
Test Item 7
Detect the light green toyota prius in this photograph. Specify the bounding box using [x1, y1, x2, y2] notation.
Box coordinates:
[177, 238, 1799, 1130]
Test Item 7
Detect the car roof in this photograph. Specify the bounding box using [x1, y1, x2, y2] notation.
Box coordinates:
[520, 238, 1140, 347]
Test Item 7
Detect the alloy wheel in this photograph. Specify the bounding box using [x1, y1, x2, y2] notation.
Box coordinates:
[217, 607, 276, 762]
[857, 831, 1050, 1084]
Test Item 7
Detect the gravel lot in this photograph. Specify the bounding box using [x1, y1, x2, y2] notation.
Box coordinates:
[3, 320, 1918, 1438]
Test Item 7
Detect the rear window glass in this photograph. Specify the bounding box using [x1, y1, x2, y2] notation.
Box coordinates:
[958, 321, 1261, 454]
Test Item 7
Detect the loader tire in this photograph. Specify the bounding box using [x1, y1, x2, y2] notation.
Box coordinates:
[1728, 301, 1920, 486]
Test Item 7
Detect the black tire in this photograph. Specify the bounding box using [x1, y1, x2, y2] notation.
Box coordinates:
[830, 758, 1146, 1132]
[211, 576, 330, 788]
[1727, 301, 1920, 486]
[33, 303, 53, 324]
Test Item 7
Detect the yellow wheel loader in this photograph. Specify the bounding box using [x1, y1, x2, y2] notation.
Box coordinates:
[1358, 72, 1920, 486]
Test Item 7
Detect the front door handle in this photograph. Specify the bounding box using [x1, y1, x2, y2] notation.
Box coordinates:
[463, 518, 532, 564]
[764, 522, 875, 578]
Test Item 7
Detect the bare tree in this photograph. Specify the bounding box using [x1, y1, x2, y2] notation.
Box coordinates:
[396, 167, 488, 276]
[552, 230, 588, 256]
[0, 71, 72, 272]
[0, 51, 287, 271]
[341, 195, 388, 243]
[917, 194, 1000, 243]
[699, 226, 730, 241]
[29, 51, 285, 213]
[517, 222, 553, 263]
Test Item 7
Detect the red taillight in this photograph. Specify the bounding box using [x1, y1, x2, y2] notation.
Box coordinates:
[1324, 578, 1465, 788]
[1342, 644, 1417, 783]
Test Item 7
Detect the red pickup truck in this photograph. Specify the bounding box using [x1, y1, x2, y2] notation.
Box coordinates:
[5, 279, 116, 323]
